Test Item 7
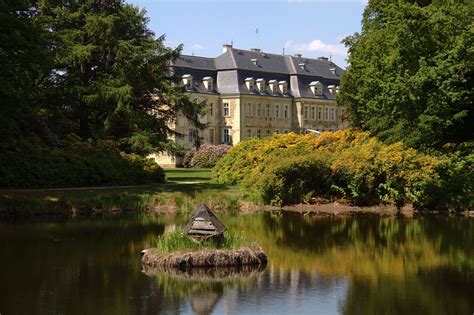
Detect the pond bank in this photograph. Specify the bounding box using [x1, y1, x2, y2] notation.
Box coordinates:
[141, 246, 268, 269]
[1, 193, 472, 219]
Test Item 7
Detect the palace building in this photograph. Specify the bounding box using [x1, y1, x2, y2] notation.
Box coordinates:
[153, 44, 347, 166]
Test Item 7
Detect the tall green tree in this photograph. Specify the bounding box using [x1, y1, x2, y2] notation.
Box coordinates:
[339, 0, 473, 151]
[37, 0, 205, 154]
[0, 0, 52, 147]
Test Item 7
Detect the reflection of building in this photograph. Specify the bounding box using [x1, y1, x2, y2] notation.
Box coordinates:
[153, 44, 346, 166]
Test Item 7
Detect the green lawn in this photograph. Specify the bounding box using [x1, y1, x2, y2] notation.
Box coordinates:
[0, 168, 245, 215]
[164, 168, 212, 183]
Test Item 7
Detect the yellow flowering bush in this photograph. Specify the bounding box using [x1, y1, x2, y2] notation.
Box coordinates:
[214, 129, 472, 210]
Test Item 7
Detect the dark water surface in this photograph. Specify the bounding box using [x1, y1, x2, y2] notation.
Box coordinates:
[0, 213, 473, 315]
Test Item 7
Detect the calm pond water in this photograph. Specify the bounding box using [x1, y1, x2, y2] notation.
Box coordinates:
[0, 212, 473, 315]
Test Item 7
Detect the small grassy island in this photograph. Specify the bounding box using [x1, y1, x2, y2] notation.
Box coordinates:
[141, 204, 268, 270]
[141, 231, 267, 269]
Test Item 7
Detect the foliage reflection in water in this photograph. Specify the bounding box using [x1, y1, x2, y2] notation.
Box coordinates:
[0, 213, 472, 314]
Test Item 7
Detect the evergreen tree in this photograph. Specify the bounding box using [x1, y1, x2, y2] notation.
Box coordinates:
[0, 0, 52, 147]
[37, 0, 206, 154]
[339, 0, 473, 151]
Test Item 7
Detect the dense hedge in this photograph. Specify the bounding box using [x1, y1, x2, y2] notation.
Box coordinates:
[213, 130, 473, 211]
[0, 138, 165, 188]
[183, 144, 231, 168]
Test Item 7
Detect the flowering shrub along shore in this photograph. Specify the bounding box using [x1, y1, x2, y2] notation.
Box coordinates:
[213, 130, 473, 211]
[183, 144, 231, 168]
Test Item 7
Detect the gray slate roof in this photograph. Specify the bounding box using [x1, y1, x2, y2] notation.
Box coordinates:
[171, 47, 344, 99]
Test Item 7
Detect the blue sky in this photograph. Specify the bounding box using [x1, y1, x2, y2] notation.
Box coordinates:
[127, 0, 368, 68]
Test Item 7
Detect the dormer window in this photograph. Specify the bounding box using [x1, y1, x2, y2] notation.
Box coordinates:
[330, 68, 337, 75]
[278, 81, 288, 94]
[256, 79, 266, 93]
[328, 85, 336, 95]
[269, 80, 278, 94]
[251, 58, 258, 66]
[182, 74, 193, 90]
[309, 81, 323, 96]
[203, 77, 214, 92]
[245, 77, 255, 92]
[298, 62, 306, 71]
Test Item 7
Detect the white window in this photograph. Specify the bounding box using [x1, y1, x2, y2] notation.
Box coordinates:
[246, 102, 253, 117]
[269, 80, 278, 94]
[223, 128, 231, 144]
[209, 103, 213, 117]
[311, 106, 316, 120]
[274, 129, 280, 134]
[223, 102, 230, 117]
[245, 78, 255, 92]
[304, 105, 309, 119]
[275, 104, 280, 118]
[247, 129, 252, 138]
[203, 77, 214, 92]
[256, 79, 266, 93]
[318, 106, 322, 120]
[324, 106, 329, 121]
[284, 105, 289, 118]
[309, 81, 323, 96]
[266, 104, 271, 117]
[279, 81, 288, 94]
[266, 130, 271, 136]
[182, 74, 193, 90]
[330, 106, 336, 121]
[256, 103, 261, 117]
[257, 129, 261, 138]
[188, 129, 196, 144]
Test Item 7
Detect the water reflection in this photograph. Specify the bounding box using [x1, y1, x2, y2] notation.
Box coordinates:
[0, 213, 472, 314]
[144, 265, 266, 315]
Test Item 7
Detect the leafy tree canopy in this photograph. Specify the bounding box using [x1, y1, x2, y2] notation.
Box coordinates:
[0, 0, 52, 146]
[339, 0, 473, 151]
[1, 0, 205, 155]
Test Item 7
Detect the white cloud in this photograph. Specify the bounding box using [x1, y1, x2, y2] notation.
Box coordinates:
[191, 43, 205, 50]
[284, 39, 347, 57]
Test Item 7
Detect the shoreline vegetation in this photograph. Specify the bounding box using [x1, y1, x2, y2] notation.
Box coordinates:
[0, 168, 472, 219]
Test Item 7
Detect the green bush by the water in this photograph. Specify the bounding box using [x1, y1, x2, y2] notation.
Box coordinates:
[155, 229, 249, 253]
[213, 130, 473, 210]
[0, 137, 165, 188]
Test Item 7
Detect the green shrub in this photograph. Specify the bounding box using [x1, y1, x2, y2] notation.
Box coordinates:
[213, 129, 472, 210]
[182, 149, 196, 168]
[0, 138, 165, 188]
[242, 154, 332, 205]
[415, 152, 474, 211]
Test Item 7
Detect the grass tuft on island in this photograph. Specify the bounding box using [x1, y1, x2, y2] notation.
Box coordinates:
[155, 229, 249, 253]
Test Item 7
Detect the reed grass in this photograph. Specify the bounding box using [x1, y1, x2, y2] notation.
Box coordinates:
[155, 229, 249, 253]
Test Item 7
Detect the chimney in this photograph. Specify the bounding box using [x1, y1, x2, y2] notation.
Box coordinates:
[251, 48, 261, 52]
[318, 56, 329, 61]
[294, 54, 302, 58]
[223, 43, 233, 53]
